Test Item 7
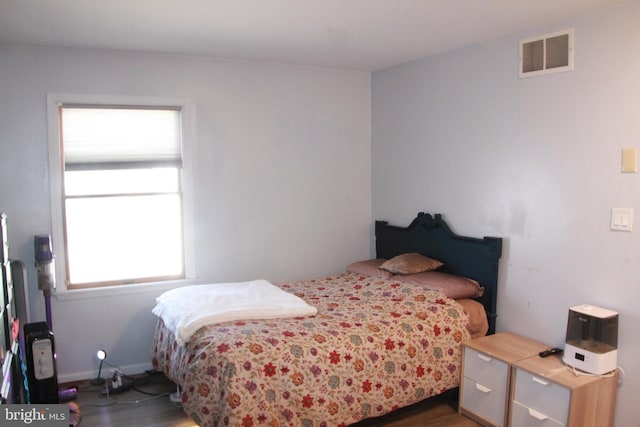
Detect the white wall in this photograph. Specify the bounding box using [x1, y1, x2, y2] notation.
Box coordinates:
[0, 46, 371, 381]
[372, 2, 639, 426]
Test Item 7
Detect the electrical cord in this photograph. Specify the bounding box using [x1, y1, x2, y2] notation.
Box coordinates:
[96, 364, 164, 396]
[564, 361, 626, 386]
[95, 369, 178, 401]
[113, 391, 172, 404]
[616, 365, 626, 387]
[130, 373, 171, 396]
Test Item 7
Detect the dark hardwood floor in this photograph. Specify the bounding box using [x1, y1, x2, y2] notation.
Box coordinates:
[65, 373, 480, 427]
[65, 372, 195, 427]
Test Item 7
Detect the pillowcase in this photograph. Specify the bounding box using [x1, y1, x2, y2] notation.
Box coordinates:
[378, 253, 443, 275]
[456, 298, 489, 338]
[346, 259, 395, 279]
[393, 271, 484, 299]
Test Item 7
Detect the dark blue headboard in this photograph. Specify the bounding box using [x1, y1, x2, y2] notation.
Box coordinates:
[375, 213, 503, 335]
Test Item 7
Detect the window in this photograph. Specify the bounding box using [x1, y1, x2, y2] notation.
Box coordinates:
[55, 104, 186, 289]
[519, 29, 574, 78]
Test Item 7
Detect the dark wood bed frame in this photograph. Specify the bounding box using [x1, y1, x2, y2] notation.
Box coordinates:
[375, 213, 503, 335]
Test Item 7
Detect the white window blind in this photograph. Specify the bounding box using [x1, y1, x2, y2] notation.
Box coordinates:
[61, 106, 182, 169]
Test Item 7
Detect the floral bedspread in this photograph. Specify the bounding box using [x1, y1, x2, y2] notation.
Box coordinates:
[151, 272, 472, 427]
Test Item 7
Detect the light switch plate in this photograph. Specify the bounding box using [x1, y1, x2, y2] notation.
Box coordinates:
[621, 148, 637, 173]
[611, 208, 633, 231]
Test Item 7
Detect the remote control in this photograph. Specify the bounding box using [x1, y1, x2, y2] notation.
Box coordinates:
[539, 347, 563, 358]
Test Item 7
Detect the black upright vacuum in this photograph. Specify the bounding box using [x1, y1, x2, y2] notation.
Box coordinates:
[23, 235, 77, 403]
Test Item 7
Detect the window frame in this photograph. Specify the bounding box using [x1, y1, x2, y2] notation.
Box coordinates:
[47, 94, 195, 295]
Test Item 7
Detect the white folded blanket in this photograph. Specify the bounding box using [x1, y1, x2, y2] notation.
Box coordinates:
[152, 279, 317, 345]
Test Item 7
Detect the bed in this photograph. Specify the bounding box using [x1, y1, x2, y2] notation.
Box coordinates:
[151, 213, 502, 426]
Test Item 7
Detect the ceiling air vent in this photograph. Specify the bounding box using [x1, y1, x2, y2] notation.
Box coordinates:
[519, 29, 573, 78]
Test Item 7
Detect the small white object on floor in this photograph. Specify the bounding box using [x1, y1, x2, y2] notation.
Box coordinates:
[170, 385, 182, 406]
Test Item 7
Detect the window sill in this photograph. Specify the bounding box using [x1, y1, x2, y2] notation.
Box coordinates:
[53, 278, 198, 301]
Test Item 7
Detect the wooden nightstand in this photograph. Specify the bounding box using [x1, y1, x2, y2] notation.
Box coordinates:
[459, 332, 549, 427]
[510, 354, 618, 427]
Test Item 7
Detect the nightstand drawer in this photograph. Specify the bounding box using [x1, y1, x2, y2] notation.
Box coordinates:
[511, 401, 564, 427]
[513, 368, 569, 425]
[462, 376, 506, 426]
[463, 347, 509, 392]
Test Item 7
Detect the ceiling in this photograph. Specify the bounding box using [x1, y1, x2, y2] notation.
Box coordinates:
[0, 0, 624, 71]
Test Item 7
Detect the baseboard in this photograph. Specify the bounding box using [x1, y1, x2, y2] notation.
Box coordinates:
[58, 361, 154, 384]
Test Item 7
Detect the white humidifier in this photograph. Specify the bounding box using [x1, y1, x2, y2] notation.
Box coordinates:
[563, 304, 618, 375]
